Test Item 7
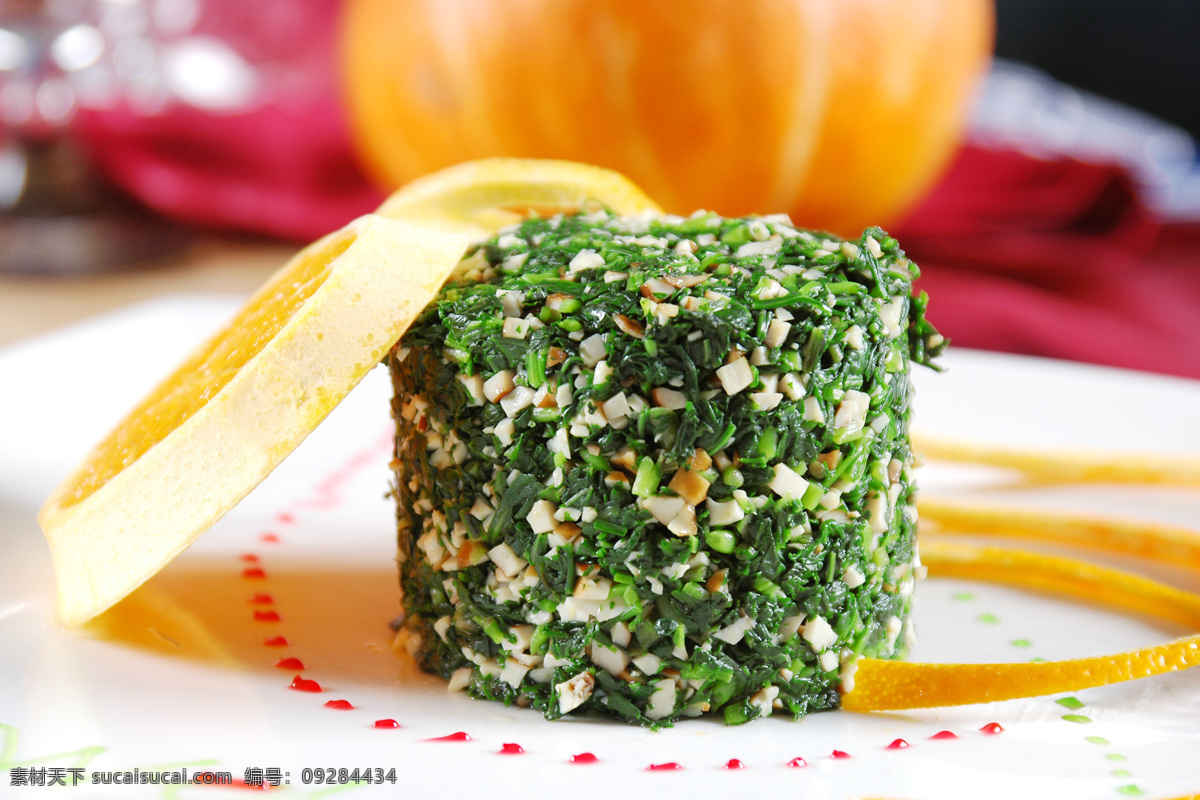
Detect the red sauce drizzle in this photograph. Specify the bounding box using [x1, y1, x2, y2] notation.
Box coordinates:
[723, 759, 745, 770]
[886, 739, 910, 750]
[249, 594, 274, 605]
[277, 512, 295, 524]
[373, 719, 401, 729]
[423, 732, 471, 742]
[830, 750, 852, 759]
[253, 610, 281, 622]
[260, 533, 280, 543]
[980, 722, 1005, 735]
[570, 753, 599, 764]
[930, 730, 958, 740]
[240, 554, 260, 562]
[647, 762, 682, 771]
[274, 657, 305, 670]
[242, 567, 267, 580]
[499, 743, 525, 755]
[289, 676, 322, 693]
[787, 757, 807, 768]
[324, 700, 354, 710]
[262, 636, 289, 647]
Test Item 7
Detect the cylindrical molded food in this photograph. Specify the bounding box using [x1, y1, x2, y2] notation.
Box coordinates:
[389, 209, 943, 727]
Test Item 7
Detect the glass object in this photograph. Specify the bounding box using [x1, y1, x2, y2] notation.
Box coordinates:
[0, 0, 188, 275]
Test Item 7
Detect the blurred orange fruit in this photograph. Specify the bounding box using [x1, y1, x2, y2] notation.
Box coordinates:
[341, 0, 993, 236]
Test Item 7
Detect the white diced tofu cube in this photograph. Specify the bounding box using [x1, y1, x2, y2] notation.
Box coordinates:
[457, 373, 485, 406]
[556, 671, 596, 713]
[714, 615, 755, 645]
[641, 495, 686, 526]
[765, 318, 792, 348]
[525, 500, 559, 534]
[706, 497, 745, 526]
[501, 385, 535, 418]
[780, 372, 804, 401]
[645, 678, 676, 720]
[580, 334, 607, 367]
[802, 614, 838, 651]
[483, 370, 516, 402]
[716, 357, 754, 395]
[590, 641, 629, 676]
[569, 249, 606, 272]
[488, 542, 528, 578]
[769, 463, 808, 502]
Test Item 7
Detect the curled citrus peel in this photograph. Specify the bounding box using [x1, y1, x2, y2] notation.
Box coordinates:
[920, 497, 1200, 569]
[912, 431, 1200, 488]
[842, 540, 1200, 711]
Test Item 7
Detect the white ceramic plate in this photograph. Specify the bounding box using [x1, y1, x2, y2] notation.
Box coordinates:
[2, 297, 1199, 799]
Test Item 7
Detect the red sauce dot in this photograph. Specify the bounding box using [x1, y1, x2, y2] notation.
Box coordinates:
[723, 759, 745, 770]
[499, 743, 524, 755]
[647, 762, 682, 771]
[260, 533, 280, 543]
[253, 610, 281, 622]
[242, 567, 267, 579]
[570, 753, 599, 764]
[423, 732, 471, 742]
[886, 739, 910, 750]
[830, 750, 852, 760]
[980, 722, 1005, 735]
[787, 757, 807, 768]
[240, 554, 260, 562]
[289, 676, 322, 693]
[373, 719, 401, 729]
[262, 636, 289, 647]
[324, 700, 354, 710]
[277, 513, 295, 524]
[930, 730, 958, 740]
[274, 657, 304, 670]
[249, 594, 274, 605]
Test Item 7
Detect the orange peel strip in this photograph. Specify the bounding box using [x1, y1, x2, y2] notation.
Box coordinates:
[919, 497, 1200, 570]
[841, 541, 1200, 712]
[912, 431, 1200, 487]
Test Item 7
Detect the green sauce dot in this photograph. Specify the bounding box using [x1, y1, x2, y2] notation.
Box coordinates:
[1010, 639, 1032, 648]
[1105, 754, 1128, 762]
[1056, 696, 1086, 710]
[1061, 714, 1092, 724]
[1085, 736, 1110, 746]
[953, 592, 975, 601]
[1111, 770, 1132, 778]
[977, 613, 1000, 624]
[1116, 785, 1144, 797]
[1029, 656, 1047, 663]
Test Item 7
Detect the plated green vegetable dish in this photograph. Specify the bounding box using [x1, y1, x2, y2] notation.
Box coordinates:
[388, 209, 944, 727]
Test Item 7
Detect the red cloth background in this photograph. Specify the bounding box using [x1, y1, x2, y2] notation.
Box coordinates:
[893, 147, 1200, 380]
[70, 0, 1200, 382]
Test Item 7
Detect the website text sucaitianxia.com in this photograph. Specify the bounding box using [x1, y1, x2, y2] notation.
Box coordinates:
[8, 766, 400, 788]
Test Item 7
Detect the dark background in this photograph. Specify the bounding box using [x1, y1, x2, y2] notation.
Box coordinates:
[996, 0, 1200, 139]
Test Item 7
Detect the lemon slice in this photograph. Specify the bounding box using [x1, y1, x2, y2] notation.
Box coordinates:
[841, 541, 1200, 711]
[39, 157, 663, 627]
[38, 215, 471, 626]
[375, 158, 663, 239]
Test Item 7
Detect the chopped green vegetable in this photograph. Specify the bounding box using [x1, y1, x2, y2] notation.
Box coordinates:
[389, 210, 943, 729]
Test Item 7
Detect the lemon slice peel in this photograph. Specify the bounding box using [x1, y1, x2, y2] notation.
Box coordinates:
[375, 158, 663, 239]
[913, 431, 1200, 487]
[842, 541, 1200, 711]
[920, 497, 1200, 569]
